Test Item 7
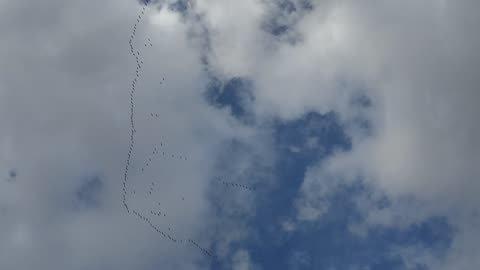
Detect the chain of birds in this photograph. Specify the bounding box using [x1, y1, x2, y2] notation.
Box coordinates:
[215, 178, 256, 192]
[121, 3, 218, 260]
[132, 208, 217, 259]
[123, 4, 158, 212]
[123, 4, 147, 215]
[132, 209, 178, 242]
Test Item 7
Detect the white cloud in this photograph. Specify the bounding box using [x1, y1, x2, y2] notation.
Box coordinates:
[188, 0, 479, 268]
[285, 1, 480, 269]
[231, 249, 258, 270]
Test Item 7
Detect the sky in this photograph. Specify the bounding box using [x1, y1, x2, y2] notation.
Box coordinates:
[0, 0, 479, 269]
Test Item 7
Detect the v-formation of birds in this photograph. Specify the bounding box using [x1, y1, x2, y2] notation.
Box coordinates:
[139, 144, 188, 173]
[122, 2, 255, 260]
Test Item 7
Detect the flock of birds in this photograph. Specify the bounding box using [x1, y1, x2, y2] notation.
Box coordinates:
[121, 2, 256, 260]
[133, 205, 217, 259]
[121, 2, 218, 259]
[216, 178, 256, 192]
[123, 1, 163, 223]
[132, 209, 179, 244]
[139, 144, 188, 173]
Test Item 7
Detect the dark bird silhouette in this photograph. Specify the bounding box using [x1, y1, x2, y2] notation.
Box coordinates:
[8, 169, 17, 179]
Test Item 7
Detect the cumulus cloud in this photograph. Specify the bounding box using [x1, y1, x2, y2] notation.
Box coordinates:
[179, 0, 479, 268]
[231, 249, 258, 270]
[281, 1, 480, 269]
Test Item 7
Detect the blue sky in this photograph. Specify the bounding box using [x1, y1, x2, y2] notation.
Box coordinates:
[0, 0, 479, 270]
[205, 78, 453, 269]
